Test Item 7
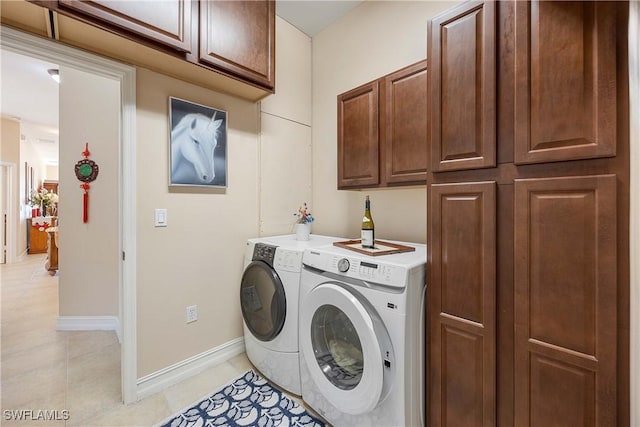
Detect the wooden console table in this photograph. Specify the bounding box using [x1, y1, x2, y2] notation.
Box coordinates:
[45, 227, 59, 275]
[28, 218, 48, 254]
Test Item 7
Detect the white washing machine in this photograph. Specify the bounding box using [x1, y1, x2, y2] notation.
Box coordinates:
[299, 241, 427, 427]
[239, 234, 342, 395]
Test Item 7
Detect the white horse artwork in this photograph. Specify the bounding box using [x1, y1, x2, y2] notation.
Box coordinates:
[171, 112, 223, 185]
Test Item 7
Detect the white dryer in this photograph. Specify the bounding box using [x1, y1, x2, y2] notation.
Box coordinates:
[240, 234, 341, 395]
[299, 242, 426, 427]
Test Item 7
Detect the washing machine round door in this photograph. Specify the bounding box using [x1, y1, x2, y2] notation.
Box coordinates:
[300, 283, 388, 415]
[240, 261, 286, 341]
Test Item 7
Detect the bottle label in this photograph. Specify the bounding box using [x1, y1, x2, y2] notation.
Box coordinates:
[361, 230, 374, 247]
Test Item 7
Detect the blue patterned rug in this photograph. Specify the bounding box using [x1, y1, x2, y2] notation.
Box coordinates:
[158, 370, 326, 427]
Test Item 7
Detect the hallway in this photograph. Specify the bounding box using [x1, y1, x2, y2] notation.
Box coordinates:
[1, 255, 253, 426]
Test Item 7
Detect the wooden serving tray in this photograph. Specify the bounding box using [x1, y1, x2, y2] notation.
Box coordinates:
[333, 239, 416, 256]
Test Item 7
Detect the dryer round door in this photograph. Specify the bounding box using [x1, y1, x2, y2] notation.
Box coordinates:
[240, 261, 286, 341]
[300, 283, 387, 415]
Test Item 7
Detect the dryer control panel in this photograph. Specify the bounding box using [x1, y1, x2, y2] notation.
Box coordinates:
[252, 243, 277, 266]
[274, 248, 304, 273]
[304, 252, 410, 289]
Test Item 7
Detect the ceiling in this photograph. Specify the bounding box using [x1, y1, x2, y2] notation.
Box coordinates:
[1, 49, 60, 165]
[277, 1, 362, 37]
[0, 1, 363, 166]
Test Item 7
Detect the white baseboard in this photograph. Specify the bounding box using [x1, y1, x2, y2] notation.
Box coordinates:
[56, 316, 121, 342]
[136, 337, 245, 401]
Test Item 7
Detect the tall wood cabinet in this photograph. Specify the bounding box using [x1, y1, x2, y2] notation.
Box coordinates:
[426, 1, 629, 426]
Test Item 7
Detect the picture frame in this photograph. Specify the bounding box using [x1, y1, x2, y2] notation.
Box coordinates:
[24, 162, 29, 204]
[168, 97, 228, 188]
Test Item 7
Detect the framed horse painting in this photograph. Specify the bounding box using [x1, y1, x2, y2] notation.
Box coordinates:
[169, 97, 228, 188]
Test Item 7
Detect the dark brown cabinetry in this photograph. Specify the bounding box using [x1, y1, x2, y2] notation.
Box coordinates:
[39, 0, 275, 92]
[513, 2, 617, 164]
[429, 181, 496, 426]
[428, 0, 495, 172]
[513, 175, 618, 427]
[58, 0, 192, 52]
[338, 81, 380, 188]
[199, 0, 274, 89]
[383, 62, 428, 184]
[427, 1, 629, 426]
[338, 60, 427, 189]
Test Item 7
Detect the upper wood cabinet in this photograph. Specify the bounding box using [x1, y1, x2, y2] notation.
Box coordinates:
[338, 60, 427, 189]
[428, 0, 496, 172]
[58, 0, 192, 52]
[514, 1, 617, 164]
[383, 61, 428, 185]
[199, 0, 275, 89]
[33, 0, 275, 94]
[338, 81, 380, 189]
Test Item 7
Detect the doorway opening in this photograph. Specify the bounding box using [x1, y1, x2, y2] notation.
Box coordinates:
[1, 25, 137, 403]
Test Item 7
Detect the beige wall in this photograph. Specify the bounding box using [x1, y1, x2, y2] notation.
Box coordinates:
[136, 16, 313, 377]
[311, 1, 456, 243]
[0, 117, 23, 255]
[23, 141, 46, 191]
[46, 165, 59, 181]
[259, 17, 313, 236]
[0, 118, 20, 164]
[58, 66, 120, 316]
[135, 68, 260, 376]
[21, 136, 49, 255]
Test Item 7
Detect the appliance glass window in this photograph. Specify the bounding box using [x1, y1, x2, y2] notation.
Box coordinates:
[240, 261, 286, 341]
[310, 304, 364, 390]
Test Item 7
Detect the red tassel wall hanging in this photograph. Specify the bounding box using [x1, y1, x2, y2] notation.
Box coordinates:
[74, 143, 99, 223]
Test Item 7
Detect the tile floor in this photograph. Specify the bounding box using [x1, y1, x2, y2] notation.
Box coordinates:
[1, 254, 308, 426]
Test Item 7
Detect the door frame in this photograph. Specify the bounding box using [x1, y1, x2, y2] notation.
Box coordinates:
[0, 25, 138, 404]
[0, 162, 15, 264]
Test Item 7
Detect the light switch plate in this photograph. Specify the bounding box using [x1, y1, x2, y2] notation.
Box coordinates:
[154, 209, 167, 227]
[186, 305, 197, 323]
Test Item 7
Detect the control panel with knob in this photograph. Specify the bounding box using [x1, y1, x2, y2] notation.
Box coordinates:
[337, 258, 350, 273]
[303, 248, 424, 290]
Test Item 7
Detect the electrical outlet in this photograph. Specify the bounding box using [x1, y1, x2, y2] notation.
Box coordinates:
[186, 305, 198, 323]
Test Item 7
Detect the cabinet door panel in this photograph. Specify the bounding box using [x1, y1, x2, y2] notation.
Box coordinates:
[428, 1, 496, 172]
[383, 61, 427, 184]
[337, 81, 379, 188]
[27, 220, 48, 254]
[514, 1, 617, 164]
[514, 175, 617, 427]
[58, 0, 191, 52]
[429, 182, 496, 426]
[199, 0, 275, 89]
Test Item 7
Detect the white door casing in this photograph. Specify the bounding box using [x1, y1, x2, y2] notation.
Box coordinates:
[0, 26, 138, 404]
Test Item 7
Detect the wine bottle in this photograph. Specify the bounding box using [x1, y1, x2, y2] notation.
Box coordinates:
[361, 195, 375, 248]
